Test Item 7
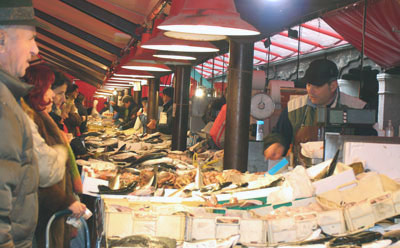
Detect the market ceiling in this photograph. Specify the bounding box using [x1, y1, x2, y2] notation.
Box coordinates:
[32, 0, 359, 87]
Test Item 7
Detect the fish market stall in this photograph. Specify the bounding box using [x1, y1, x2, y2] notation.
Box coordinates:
[77, 120, 400, 248]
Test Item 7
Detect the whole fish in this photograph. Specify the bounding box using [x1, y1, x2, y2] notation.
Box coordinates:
[126, 152, 167, 167]
[107, 235, 176, 248]
[142, 132, 161, 141]
[94, 181, 137, 195]
[141, 157, 174, 166]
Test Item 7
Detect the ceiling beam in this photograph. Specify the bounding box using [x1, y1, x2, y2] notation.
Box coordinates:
[60, 0, 141, 38]
[37, 27, 112, 67]
[41, 53, 102, 87]
[35, 9, 121, 55]
[39, 47, 105, 80]
[254, 46, 282, 58]
[42, 55, 102, 83]
[278, 32, 325, 49]
[37, 38, 108, 75]
[300, 24, 344, 40]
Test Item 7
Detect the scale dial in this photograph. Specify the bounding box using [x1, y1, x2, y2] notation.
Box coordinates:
[250, 93, 275, 120]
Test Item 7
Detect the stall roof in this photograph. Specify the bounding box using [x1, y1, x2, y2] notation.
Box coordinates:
[32, 0, 363, 88]
[195, 18, 349, 79]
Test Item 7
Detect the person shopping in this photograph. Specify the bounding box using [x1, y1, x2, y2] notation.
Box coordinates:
[23, 64, 86, 248]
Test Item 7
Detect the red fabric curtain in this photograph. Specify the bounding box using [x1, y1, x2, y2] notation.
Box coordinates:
[323, 0, 400, 68]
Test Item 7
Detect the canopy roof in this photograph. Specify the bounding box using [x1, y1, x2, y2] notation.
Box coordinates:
[31, 0, 398, 88]
[195, 18, 349, 79]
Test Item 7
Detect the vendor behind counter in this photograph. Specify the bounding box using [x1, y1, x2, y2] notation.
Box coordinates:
[147, 87, 174, 135]
[263, 59, 376, 167]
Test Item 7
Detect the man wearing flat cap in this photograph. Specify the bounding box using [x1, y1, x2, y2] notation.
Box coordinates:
[263, 59, 366, 166]
[147, 87, 174, 134]
[0, 1, 42, 247]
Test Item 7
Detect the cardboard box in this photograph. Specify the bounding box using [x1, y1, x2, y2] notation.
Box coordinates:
[267, 217, 297, 245]
[186, 216, 217, 241]
[215, 217, 240, 239]
[239, 219, 267, 245]
[313, 168, 356, 195]
[344, 202, 375, 232]
[369, 192, 396, 222]
[318, 209, 346, 235]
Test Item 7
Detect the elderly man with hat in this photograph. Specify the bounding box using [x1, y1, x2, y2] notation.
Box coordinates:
[263, 59, 366, 166]
[0, 1, 42, 247]
[147, 87, 174, 134]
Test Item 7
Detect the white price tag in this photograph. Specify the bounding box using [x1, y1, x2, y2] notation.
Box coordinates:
[159, 112, 168, 125]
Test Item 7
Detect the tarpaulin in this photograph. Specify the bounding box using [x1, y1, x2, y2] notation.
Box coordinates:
[323, 0, 400, 68]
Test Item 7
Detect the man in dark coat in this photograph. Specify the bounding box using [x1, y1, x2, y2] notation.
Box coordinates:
[0, 1, 42, 246]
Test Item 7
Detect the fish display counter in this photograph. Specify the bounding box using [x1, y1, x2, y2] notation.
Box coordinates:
[78, 121, 400, 248]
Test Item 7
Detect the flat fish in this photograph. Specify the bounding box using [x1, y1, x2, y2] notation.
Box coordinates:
[107, 235, 176, 248]
[109, 152, 137, 163]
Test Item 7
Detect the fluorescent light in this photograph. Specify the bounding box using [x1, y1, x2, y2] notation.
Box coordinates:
[95, 92, 113, 96]
[113, 73, 155, 78]
[122, 65, 171, 72]
[159, 25, 260, 36]
[107, 80, 133, 84]
[104, 85, 131, 88]
[110, 77, 142, 81]
[141, 44, 218, 53]
[153, 54, 196, 60]
[163, 31, 226, 41]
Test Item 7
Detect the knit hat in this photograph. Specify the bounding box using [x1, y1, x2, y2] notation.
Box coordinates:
[0, 0, 46, 28]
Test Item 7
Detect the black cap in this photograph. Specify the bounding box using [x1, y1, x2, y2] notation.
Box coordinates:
[301, 59, 338, 86]
[162, 87, 174, 98]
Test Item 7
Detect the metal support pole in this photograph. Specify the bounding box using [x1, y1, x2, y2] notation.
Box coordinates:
[223, 40, 254, 172]
[172, 66, 191, 151]
[133, 90, 141, 106]
[148, 78, 159, 134]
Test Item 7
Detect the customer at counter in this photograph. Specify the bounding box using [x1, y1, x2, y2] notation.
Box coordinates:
[111, 96, 140, 130]
[147, 87, 174, 135]
[263, 59, 367, 166]
[0, 2, 41, 246]
[23, 64, 86, 248]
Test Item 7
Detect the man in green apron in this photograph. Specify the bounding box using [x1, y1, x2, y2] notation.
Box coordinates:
[263, 59, 366, 167]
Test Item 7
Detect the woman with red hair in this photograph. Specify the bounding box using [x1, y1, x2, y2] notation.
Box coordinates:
[22, 64, 86, 248]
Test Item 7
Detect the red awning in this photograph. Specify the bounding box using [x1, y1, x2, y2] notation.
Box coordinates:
[323, 0, 400, 69]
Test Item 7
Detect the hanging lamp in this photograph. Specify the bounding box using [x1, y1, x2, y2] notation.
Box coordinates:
[153, 51, 196, 61]
[113, 68, 155, 78]
[141, 32, 219, 52]
[157, 0, 260, 40]
[133, 29, 203, 64]
[140, 2, 219, 53]
[121, 61, 171, 72]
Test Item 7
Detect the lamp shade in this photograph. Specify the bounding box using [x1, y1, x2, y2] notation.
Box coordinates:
[157, 0, 260, 39]
[163, 31, 226, 41]
[153, 51, 196, 60]
[141, 31, 219, 52]
[122, 61, 171, 72]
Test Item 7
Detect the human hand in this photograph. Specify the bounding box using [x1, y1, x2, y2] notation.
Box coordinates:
[147, 119, 156, 129]
[110, 101, 116, 106]
[68, 201, 87, 218]
[66, 133, 73, 143]
[264, 143, 285, 160]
